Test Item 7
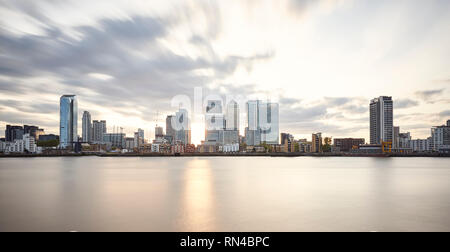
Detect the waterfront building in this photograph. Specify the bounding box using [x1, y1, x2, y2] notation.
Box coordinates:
[223, 143, 240, 153]
[103, 133, 126, 149]
[151, 144, 160, 153]
[60, 95, 78, 149]
[5, 125, 24, 142]
[24, 125, 44, 141]
[431, 121, 450, 151]
[281, 133, 295, 153]
[398, 132, 411, 149]
[370, 96, 393, 145]
[93, 120, 107, 143]
[125, 137, 135, 151]
[333, 138, 365, 152]
[23, 133, 37, 153]
[410, 139, 431, 152]
[312, 133, 322, 153]
[82, 111, 92, 143]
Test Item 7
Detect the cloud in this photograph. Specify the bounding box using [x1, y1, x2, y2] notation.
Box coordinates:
[439, 110, 450, 118]
[396, 99, 419, 109]
[415, 89, 444, 102]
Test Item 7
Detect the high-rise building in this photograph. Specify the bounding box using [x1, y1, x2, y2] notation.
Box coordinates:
[370, 96, 393, 145]
[5, 125, 24, 142]
[82, 111, 92, 143]
[393, 126, 400, 149]
[93, 120, 107, 143]
[245, 100, 279, 145]
[226, 101, 239, 131]
[60, 95, 78, 149]
[259, 102, 279, 144]
[165, 116, 176, 144]
[312, 133, 322, 153]
[174, 109, 191, 144]
[155, 126, 164, 140]
[205, 100, 225, 145]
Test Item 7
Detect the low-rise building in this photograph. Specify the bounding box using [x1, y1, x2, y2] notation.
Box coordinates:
[410, 139, 431, 152]
[333, 138, 365, 152]
[223, 143, 239, 153]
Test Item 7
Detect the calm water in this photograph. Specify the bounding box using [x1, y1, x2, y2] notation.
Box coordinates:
[0, 157, 449, 232]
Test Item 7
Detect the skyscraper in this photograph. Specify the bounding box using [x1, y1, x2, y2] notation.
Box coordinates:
[93, 120, 107, 143]
[205, 100, 224, 145]
[82, 111, 92, 143]
[60, 95, 78, 149]
[155, 126, 164, 140]
[174, 109, 191, 144]
[370, 96, 393, 145]
[245, 100, 279, 145]
[259, 102, 279, 144]
[226, 100, 239, 131]
[166, 116, 176, 144]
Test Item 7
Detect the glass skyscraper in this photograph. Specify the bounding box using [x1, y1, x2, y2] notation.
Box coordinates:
[60, 95, 78, 149]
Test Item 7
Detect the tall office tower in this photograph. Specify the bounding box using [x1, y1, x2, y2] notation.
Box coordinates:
[174, 109, 191, 144]
[447, 120, 450, 127]
[155, 126, 164, 140]
[138, 128, 145, 141]
[5, 125, 24, 142]
[370, 96, 393, 145]
[60, 95, 78, 149]
[82, 111, 92, 143]
[93, 120, 107, 143]
[245, 100, 280, 145]
[205, 100, 225, 145]
[165, 116, 176, 144]
[312, 133, 323, 153]
[259, 102, 279, 144]
[226, 101, 239, 131]
[245, 100, 260, 146]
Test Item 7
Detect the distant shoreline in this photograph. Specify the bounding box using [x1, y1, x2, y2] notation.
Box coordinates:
[0, 152, 449, 158]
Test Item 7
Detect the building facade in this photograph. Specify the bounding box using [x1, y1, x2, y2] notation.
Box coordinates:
[82, 111, 92, 143]
[333, 138, 365, 152]
[93, 120, 107, 143]
[312, 133, 323, 153]
[60, 95, 78, 149]
[370, 96, 393, 145]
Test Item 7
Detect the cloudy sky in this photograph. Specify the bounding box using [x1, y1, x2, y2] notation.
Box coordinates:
[1, 0, 449, 144]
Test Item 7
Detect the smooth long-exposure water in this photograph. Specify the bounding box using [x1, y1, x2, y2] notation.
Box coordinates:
[0, 156, 449, 232]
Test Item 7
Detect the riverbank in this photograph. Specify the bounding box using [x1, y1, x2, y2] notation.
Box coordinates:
[0, 152, 449, 158]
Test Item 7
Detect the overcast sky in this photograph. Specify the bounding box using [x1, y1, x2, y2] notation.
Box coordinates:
[1, 0, 449, 144]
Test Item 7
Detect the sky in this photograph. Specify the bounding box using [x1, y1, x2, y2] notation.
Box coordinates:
[0, 0, 449, 144]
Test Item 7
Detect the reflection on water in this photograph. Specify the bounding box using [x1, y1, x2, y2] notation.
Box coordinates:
[0, 157, 449, 232]
[179, 159, 216, 231]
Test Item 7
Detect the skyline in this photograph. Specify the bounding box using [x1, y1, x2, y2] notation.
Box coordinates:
[1, 0, 450, 144]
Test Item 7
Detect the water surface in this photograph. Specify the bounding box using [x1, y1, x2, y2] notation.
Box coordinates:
[0, 157, 449, 231]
